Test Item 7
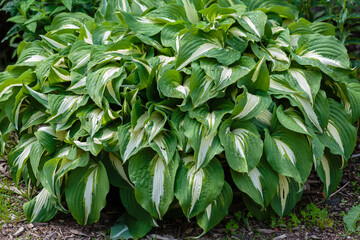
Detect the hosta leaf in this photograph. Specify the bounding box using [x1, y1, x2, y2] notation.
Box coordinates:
[150, 131, 177, 165]
[236, 11, 267, 41]
[175, 157, 224, 219]
[239, 56, 269, 92]
[103, 152, 133, 189]
[231, 158, 278, 208]
[119, 188, 155, 225]
[243, 0, 298, 19]
[178, 0, 205, 24]
[16, 41, 53, 66]
[20, 110, 47, 134]
[86, 64, 124, 108]
[189, 98, 234, 136]
[110, 213, 153, 240]
[175, 30, 223, 71]
[189, 62, 218, 108]
[199, 56, 256, 91]
[270, 175, 303, 217]
[77, 107, 104, 138]
[336, 82, 360, 123]
[196, 181, 233, 233]
[34, 126, 62, 154]
[29, 141, 45, 178]
[8, 135, 37, 186]
[65, 160, 109, 225]
[183, 115, 223, 170]
[276, 106, 311, 136]
[118, 123, 147, 162]
[293, 34, 351, 78]
[42, 151, 90, 206]
[158, 69, 188, 99]
[129, 149, 180, 219]
[47, 95, 88, 124]
[316, 149, 343, 198]
[219, 120, 263, 173]
[68, 41, 93, 71]
[23, 188, 58, 223]
[264, 126, 312, 183]
[288, 68, 321, 104]
[231, 88, 271, 121]
[144, 111, 167, 142]
[318, 99, 356, 159]
[117, 10, 164, 37]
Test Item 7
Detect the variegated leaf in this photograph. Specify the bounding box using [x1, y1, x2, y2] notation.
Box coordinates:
[129, 149, 180, 219]
[219, 120, 263, 173]
[175, 156, 224, 219]
[65, 160, 109, 225]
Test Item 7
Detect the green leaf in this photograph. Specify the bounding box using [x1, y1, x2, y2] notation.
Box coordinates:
[318, 99, 356, 160]
[270, 175, 303, 217]
[86, 64, 124, 108]
[231, 88, 271, 121]
[232, 158, 278, 208]
[316, 149, 343, 198]
[196, 181, 233, 233]
[61, 0, 72, 11]
[65, 160, 109, 225]
[264, 126, 313, 184]
[293, 34, 351, 78]
[175, 30, 223, 71]
[23, 188, 58, 223]
[219, 120, 263, 173]
[175, 157, 224, 219]
[344, 205, 360, 232]
[47, 94, 88, 125]
[183, 115, 223, 170]
[110, 213, 153, 240]
[8, 135, 37, 186]
[236, 11, 267, 41]
[117, 10, 164, 37]
[129, 149, 179, 219]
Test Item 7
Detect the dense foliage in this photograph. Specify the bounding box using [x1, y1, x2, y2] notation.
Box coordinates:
[0, 0, 359, 238]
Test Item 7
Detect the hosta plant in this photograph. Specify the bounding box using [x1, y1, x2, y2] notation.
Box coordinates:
[0, 0, 359, 238]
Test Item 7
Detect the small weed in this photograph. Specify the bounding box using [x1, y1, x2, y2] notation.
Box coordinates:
[225, 219, 239, 236]
[0, 177, 25, 227]
[300, 203, 334, 230]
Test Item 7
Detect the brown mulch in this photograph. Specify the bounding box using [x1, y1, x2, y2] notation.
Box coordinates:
[1, 145, 360, 240]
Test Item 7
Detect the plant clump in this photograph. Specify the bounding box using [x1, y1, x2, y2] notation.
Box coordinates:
[0, 0, 359, 238]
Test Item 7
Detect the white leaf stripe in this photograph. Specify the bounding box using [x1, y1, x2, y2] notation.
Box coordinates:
[299, 51, 345, 68]
[251, 57, 265, 83]
[51, 67, 71, 81]
[274, 139, 296, 165]
[83, 165, 98, 225]
[294, 95, 322, 133]
[232, 128, 250, 159]
[196, 131, 216, 170]
[182, 0, 199, 24]
[320, 155, 331, 193]
[152, 155, 166, 219]
[242, 16, 260, 37]
[288, 69, 312, 104]
[188, 167, 204, 215]
[176, 43, 220, 71]
[123, 128, 145, 161]
[326, 120, 344, 153]
[232, 93, 260, 119]
[31, 188, 51, 221]
[249, 168, 263, 200]
[277, 175, 289, 215]
[153, 135, 169, 164]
